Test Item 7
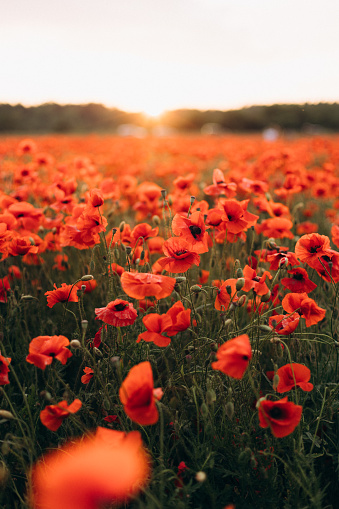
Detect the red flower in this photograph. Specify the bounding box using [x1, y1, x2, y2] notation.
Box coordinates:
[30, 427, 150, 509]
[121, 271, 176, 300]
[137, 313, 172, 347]
[213, 279, 238, 311]
[212, 334, 252, 379]
[95, 299, 137, 327]
[295, 233, 331, 268]
[40, 399, 82, 431]
[163, 301, 191, 336]
[281, 268, 317, 293]
[203, 168, 237, 198]
[45, 283, 79, 308]
[172, 211, 209, 254]
[268, 313, 300, 335]
[257, 396, 302, 437]
[157, 236, 200, 273]
[26, 335, 72, 370]
[119, 361, 163, 425]
[276, 363, 313, 393]
[0, 351, 11, 385]
[242, 265, 272, 296]
[256, 218, 294, 239]
[282, 293, 326, 327]
[81, 367, 94, 384]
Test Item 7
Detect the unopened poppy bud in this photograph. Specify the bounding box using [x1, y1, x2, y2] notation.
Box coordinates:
[195, 471, 207, 482]
[40, 391, 52, 401]
[276, 342, 284, 358]
[81, 274, 94, 281]
[273, 374, 280, 390]
[113, 248, 120, 260]
[229, 303, 236, 312]
[175, 276, 187, 284]
[20, 294, 36, 301]
[90, 260, 95, 272]
[267, 238, 277, 249]
[259, 324, 272, 332]
[70, 339, 81, 349]
[93, 347, 103, 358]
[190, 196, 196, 204]
[211, 342, 218, 351]
[223, 318, 232, 327]
[167, 196, 173, 206]
[190, 285, 202, 293]
[152, 215, 161, 226]
[110, 356, 120, 368]
[236, 268, 244, 278]
[200, 402, 209, 417]
[206, 389, 216, 405]
[0, 410, 15, 420]
[279, 257, 288, 268]
[236, 278, 245, 291]
[76, 289, 83, 297]
[140, 250, 145, 261]
[226, 285, 232, 295]
[236, 295, 246, 307]
[1, 441, 10, 456]
[135, 258, 140, 266]
[117, 221, 125, 232]
[234, 259, 241, 268]
[125, 246, 132, 256]
[161, 189, 167, 199]
[225, 401, 234, 420]
[261, 290, 271, 302]
[174, 283, 181, 292]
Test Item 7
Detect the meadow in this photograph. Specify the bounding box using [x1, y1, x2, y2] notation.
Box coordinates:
[1, 133, 339, 509]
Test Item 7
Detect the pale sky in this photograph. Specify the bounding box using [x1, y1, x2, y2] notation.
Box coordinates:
[1, 0, 339, 115]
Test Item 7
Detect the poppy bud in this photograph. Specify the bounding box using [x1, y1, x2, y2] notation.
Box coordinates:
[225, 401, 234, 420]
[211, 342, 218, 351]
[226, 285, 232, 295]
[70, 339, 81, 349]
[267, 238, 277, 249]
[1, 441, 10, 456]
[223, 318, 232, 327]
[81, 275, 94, 281]
[200, 403, 209, 417]
[236, 295, 246, 307]
[40, 391, 52, 401]
[90, 260, 95, 272]
[125, 246, 132, 256]
[190, 285, 202, 293]
[206, 389, 216, 405]
[259, 324, 272, 332]
[81, 320, 88, 330]
[113, 248, 120, 260]
[20, 294, 36, 301]
[236, 278, 245, 291]
[168, 196, 173, 206]
[195, 471, 207, 482]
[140, 250, 145, 260]
[190, 196, 196, 204]
[236, 268, 244, 278]
[234, 259, 241, 269]
[0, 410, 15, 420]
[279, 257, 288, 268]
[161, 189, 167, 199]
[273, 374, 280, 390]
[119, 221, 125, 232]
[110, 356, 120, 368]
[261, 291, 271, 302]
[152, 215, 161, 226]
[93, 347, 103, 358]
[276, 342, 284, 358]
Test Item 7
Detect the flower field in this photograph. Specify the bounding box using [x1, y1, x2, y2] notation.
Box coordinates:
[1, 133, 339, 509]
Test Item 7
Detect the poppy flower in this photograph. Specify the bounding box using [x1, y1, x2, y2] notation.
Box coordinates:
[331, 224, 339, 249]
[131, 223, 159, 247]
[268, 313, 300, 335]
[281, 268, 317, 293]
[0, 351, 11, 385]
[163, 301, 191, 336]
[256, 217, 294, 239]
[266, 250, 300, 270]
[311, 250, 339, 283]
[219, 199, 250, 234]
[45, 283, 79, 308]
[242, 265, 272, 295]
[26, 335, 72, 370]
[257, 396, 302, 438]
[295, 233, 331, 268]
[0, 276, 10, 303]
[275, 363, 313, 393]
[95, 299, 137, 327]
[172, 211, 209, 254]
[121, 271, 176, 300]
[7, 236, 39, 257]
[212, 334, 252, 379]
[203, 168, 237, 197]
[40, 399, 82, 431]
[119, 361, 162, 425]
[157, 237, 200, 273]
[30, 427, 150, 509]
[213, 279, 238, 311]
[137, 313, 172, 347]
[282, 293, 326, 327]
[52, 254, 69, 271]
[81, 367, 94, 384]
[76, 279, 98, 293]
[87, 188, 104, 208]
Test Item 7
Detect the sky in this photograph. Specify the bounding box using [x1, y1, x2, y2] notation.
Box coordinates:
[1, 0, 339, 115]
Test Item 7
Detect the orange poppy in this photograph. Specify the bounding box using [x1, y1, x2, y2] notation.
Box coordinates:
[281, 268, 317, 293]
[40, 399, 82, 431]
[266, 250, 300, 270]
[45, 283, 79, 308]
[212, 334, 252, 379]
[242, 265, 272, 296]
[0, 276, 10, 303]
[26, 335, 72, 370]
[256, 217, 294, 239]
[219, 199, 250, 234]
[331, 224, 339, 249]
[294, 233, 331, 268]
[131, 223, 159, 247]
[172, 211, 209, 253]
[257, 396, 302, 437]
[157, 237, 200, 273]
[163, 301, 191, 336]
[7, 236, 39, 257]
[137, 313, 172, 347]
[311, 250, 339, 283]
[275, 363, 313, 393]
[203, 168, 237, 198]
[119, 361, 162, 425]
[213, 278, 238, 311]
[95, 299, 137, 327]
[121, 271, 176, 300]
[268, 313, 300, 335]
[0, 351, 11, 385]
[81, 367, 94, 384]
[30, 427, 150, 509]
[282, 293, 326, 327]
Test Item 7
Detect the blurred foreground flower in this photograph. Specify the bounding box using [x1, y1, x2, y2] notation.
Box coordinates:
[30, 427, 150, 509]
[212, 334, 252, 379]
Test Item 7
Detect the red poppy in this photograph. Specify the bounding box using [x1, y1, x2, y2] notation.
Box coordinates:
[276, 363, 313, 393]
[242, 265, 272, 296]
[95, 299, 137, 327]
[40, 399, 82, 431]
[219, 199, 250, 234]
[157, 237, 200, 273]
[119, 361, 163, 425]
[131, 223, 159, 247]
[7, 236, 39, 257]
[281, 267, 317, 293]
[108, 263, 125, 276]
[282, 293, 326, 327]
[0, 276, 10, 303]
[266, 250, 300, 270]
[76, 279, 98, 293]
[295, 233, 331, 268]
[311, 250, 339, 283]
[137, 313, 172, 347]
[26, 335, 72, 370]
[331, 224, 339, 249]
[212, 334, 252, 379]
[121, 271, 176, 300]
[256, 217, 294, 239]
[87, 188, 104, 208]
[163, 301, 191, 336]
[257, 396, 302, 438]
[172, 211, 209, 254]
[53, 254, 69, 271]
[81, 367, 94, 384]
[268, 313, 300, 335]
[213, 279, 238, 311]
[0, 351, 11, 385]
[203, 168, 237, 198]
[45, 283, 79, 308]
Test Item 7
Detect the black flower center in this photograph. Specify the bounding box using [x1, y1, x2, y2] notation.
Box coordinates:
[269, 406, 283, 419]
[309, 245, 321, 253]
[293, 273, 304, 281]
[189, 225, 202, 239]
[176, 250, 188, 256]
[114, 303, 128, 311]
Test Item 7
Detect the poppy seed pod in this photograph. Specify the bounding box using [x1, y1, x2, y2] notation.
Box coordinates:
[81, 274, 94, 281]
[225, 401, 234, 420]
[0, 410, 15, 420]
[70, 339, 81, 349]
[273, 374, 280, 390]
[190, 285, 202, 293]
[236, 278, 245, 291]
[236, 268, 244, 278]
[261, 290, 271, 302]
